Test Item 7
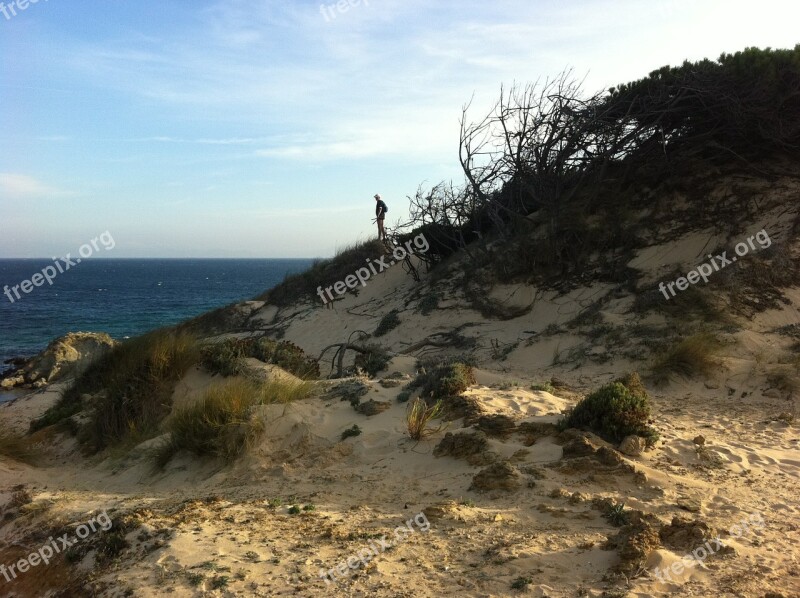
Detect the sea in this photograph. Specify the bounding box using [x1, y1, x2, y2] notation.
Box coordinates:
[0, 258, 315, 376]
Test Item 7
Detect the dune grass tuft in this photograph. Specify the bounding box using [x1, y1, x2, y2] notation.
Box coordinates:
[405, 397, 447, 441]
[30, 329, 201, 453]
[153, 377, 313, 468]
[649, 332, 722, 386]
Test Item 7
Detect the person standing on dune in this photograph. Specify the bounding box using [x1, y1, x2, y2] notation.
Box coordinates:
[374, 193, 388, 242]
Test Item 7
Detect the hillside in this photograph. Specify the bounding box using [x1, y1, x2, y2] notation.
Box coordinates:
[1, 48, 800, 598]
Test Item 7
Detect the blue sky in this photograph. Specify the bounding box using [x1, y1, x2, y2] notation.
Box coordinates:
[0, 0, 797, 258]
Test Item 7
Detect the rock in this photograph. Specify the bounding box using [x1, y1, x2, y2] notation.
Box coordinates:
[561, 436, 597, 459]
[474, 414, 517, 439]
[763, 388, 782, 398]
[677, 496, 703, 513]
[470, 462, 521, 492]
[355, 400, 391, 416]
[434, 431, 491, 464]
[1, 332, 117, 389]
[597, 446, 625, 466]
[693, 435, 706, 446]
[607, 519, 662, 575]
[378, 379, 402, 388]
[659, 516, 711, 551]
[619, 435, 647, 457]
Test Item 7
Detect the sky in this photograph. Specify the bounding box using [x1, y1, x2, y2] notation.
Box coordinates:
[0, 0, 797, 258]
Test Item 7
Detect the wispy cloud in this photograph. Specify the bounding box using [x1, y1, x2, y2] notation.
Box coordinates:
[0, 174, 75, 198]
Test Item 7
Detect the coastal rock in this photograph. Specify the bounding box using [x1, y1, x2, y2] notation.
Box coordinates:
[1, 332, 117, 389]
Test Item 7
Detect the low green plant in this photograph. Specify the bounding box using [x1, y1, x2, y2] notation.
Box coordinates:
[340, 424, 362, 440]
[408, 360, 476, 400]
[405, 397, 447, 441]
[288, 505, 301, 515]
[605, 502, 629, 526]
[417, 293, 439, 315]
[560, 382, 658, 446]
[530, 381, 555, 394]
[511, 576, 533, 590]
[201, 338, 247, 377]
[374, 310, 401, 337]
[396, 389, 412, 403]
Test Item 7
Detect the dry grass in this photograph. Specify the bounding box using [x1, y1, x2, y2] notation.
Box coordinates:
[405, 398, 447, 441]
[0, 423, 38, 464]
[649, 332, 723, 386]
[153, 377, 314, 468]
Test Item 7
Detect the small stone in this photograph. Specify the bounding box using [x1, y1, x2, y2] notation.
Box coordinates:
[619, 435, 647, 457]
[677, 496, 702, 513]
[693, 435, 706, 446]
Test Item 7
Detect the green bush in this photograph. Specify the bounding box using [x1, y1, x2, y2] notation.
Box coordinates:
[202, 337, 320, 380]
[202, 339, 247, 377]
[409, 359, 477, 400]
[354, 344, 392, 377]
[561, 382, 658, 445]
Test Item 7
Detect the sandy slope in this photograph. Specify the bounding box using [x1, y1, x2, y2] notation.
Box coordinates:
[1, 180, 799, 597]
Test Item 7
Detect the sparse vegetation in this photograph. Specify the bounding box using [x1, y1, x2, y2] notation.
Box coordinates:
[561, 381, 658, 446]
[260, 239, 387, 306]
[649, 332, 722, 386]
[153, 377, 313, 467]
[31, 329, 201, 452]
[405, 397, 447, 441]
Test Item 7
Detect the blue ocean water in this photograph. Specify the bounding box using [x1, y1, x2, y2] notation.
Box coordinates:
[0, 258, 314, 369]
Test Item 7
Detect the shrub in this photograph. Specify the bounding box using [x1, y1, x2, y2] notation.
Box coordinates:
[153, 377, 313, 467]
[417, 293, 439, 315]
[561, 382, 658, 446]
[409, 359, 476, 400]
[202, 339, 247, 377]
[374, 310, 401, 337]
[340, 425, 362, 440]
[405, 397, 447, 441]
[649, 332, 722, 386]
[354, 344, 392, 377]
[204, 337, 320, 380]
[31, 330, 201, 452]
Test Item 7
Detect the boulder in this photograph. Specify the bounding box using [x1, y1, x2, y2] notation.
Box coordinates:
[0, 332, 117, 389]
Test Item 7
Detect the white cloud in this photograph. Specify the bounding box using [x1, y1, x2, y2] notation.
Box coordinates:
[0, 174, 75, 198]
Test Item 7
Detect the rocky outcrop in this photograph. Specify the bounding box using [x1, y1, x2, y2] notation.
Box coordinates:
[0, 332, 117, 390]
